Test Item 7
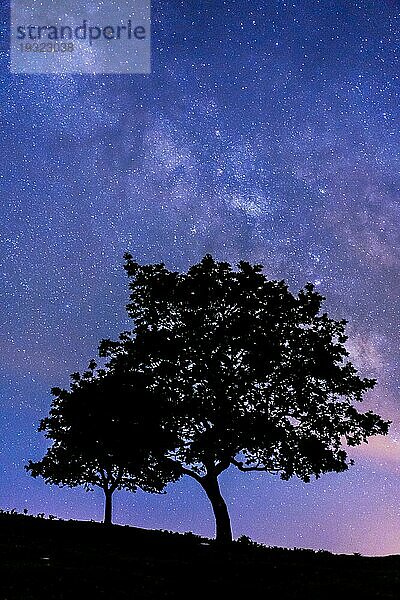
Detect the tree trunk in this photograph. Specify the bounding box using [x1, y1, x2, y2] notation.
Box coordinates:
[104, 489, 113, 525]
[200, 475, 232, 543]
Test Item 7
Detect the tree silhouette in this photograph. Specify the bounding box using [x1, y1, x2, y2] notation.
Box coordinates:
[101, 254, 390, 542]
[26, 360, 177, 524]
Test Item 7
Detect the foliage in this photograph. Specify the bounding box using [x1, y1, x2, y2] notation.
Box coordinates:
[26, 360, 178, 512]
[28, 254, 389, 537]
[102, 254, 389, 481]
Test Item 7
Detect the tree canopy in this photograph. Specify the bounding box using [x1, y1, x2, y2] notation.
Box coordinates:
[26, 359, 178, 524]
[98, 254, 390, 542]
[29, 254, 390, 539]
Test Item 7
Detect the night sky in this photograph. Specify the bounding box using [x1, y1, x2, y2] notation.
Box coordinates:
[1, 0, 399, 556]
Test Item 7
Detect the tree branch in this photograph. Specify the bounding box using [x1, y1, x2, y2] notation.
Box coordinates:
[179, 466, 204, 484]
[231, 458, 281, 473]
[215, 459, 231, 475]
[167, 459, 205, 484]
[99, 467, 109, 488]
[110, 466, 123, 492]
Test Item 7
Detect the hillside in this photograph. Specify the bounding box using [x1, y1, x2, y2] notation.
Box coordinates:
[0, 512, 399, 599]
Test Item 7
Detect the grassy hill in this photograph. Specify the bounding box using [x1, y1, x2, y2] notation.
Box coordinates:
[0, 511, 399, 599]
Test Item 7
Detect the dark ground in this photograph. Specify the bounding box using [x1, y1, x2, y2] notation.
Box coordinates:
[0, 512, 399, 599]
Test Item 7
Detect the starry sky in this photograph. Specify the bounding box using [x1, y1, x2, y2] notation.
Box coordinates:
[0, 0, 399, 556]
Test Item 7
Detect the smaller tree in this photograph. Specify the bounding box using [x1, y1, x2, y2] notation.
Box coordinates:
[26, 360, 177, 525]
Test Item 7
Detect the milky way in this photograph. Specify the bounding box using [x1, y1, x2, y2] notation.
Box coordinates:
[0, 0, 399, 555]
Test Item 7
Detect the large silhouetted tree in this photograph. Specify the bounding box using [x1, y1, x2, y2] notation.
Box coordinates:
[101, 254, 390, 542]
[26, 360, 177, 524]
